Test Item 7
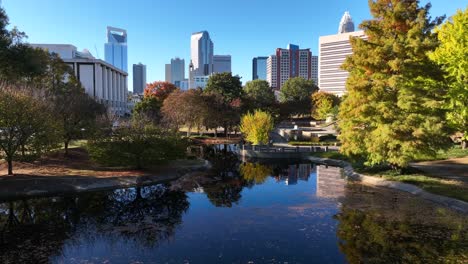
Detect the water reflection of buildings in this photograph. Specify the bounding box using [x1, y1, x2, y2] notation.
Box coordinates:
[316, 165, 345, 198]
[275, 164, 312, 185]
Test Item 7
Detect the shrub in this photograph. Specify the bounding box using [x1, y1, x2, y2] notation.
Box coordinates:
[88, 124, 187, 169]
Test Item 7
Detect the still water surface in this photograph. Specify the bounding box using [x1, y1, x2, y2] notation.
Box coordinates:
[0, 161, 466, 263]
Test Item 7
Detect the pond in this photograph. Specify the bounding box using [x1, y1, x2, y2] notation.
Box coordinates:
[0, 156, 467, 263]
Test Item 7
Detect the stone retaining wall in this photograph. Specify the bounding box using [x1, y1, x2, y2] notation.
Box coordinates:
[306, 156, 468, 214]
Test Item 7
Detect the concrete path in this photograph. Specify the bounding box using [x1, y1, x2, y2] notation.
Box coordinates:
[410, 157, 468, 183]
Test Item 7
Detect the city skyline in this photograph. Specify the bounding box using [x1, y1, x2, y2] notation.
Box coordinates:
[2, 0, 465, 91]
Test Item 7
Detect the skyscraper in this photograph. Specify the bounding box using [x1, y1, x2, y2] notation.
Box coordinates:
[311, 55, 318, 85]
[165, 64, 171, 82]
[252, 57, 268, 80]
[189, 31, 214, 88]
[170, 58, 185, 85]
[133, 63, 146, 94]
[338, 11, 355, 34]
[266, 44, 313, 90]
[213, 55, 231, 73]
[104, 26, 127, 72]
[318, 12, 365, 95]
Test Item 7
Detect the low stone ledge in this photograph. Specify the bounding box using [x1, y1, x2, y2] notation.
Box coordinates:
[0, 161, 211, 201]
[310, 156, 468, 214]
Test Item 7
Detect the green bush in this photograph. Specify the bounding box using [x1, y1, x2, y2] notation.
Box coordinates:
[88, 125, 187, 169]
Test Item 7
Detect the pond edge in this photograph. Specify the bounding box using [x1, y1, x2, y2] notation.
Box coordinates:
[307, 156, 468, 214]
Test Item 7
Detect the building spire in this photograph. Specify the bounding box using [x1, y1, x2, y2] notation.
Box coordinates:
[338, 11, 355, 34]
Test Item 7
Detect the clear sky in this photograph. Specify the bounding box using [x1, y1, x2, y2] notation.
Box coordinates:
[2, 0, 467, 91]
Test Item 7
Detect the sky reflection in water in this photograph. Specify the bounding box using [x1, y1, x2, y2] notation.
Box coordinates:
[0, 161, 466, 263]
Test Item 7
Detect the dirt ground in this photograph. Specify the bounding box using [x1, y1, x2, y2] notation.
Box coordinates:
[0, 148, 147, 178]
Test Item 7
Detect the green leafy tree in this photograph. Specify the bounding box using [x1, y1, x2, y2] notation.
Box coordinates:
[279, 77, 318, 117]
[430, 7, 468, 149]
[88, 121, 187, 169]
[133, 97, 162, 123]
[54, 81, 106, 155]
[0, 7, 49, 82]
[240, 110, 274, 145]
[243, 79, 276, 113]
[204, 72, 243, 103]
[311, 91, 341, 120]
[0, 88, 59, 175]
[338, 0, 451, 168]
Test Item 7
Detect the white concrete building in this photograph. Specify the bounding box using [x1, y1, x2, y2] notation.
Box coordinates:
[318, 30, 366, 96]
[189, 31, 214, 89]
[31, 44, 128, 115]
[266, 55, 277, 89]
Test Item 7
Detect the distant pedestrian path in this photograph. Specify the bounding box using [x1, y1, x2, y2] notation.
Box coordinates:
[411, 157, 468, 183]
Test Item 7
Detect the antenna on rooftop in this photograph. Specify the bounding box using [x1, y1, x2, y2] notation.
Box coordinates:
[94, 44, 100, 59]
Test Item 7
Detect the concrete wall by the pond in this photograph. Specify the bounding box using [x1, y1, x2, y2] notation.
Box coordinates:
[305, 156, 468, 214]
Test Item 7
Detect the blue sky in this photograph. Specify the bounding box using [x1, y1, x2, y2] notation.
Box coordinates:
[2, 0, 467, 91]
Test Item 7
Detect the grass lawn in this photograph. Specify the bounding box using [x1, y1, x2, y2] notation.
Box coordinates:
[413, 145, 468, 161]
[364, 169, 468, 203]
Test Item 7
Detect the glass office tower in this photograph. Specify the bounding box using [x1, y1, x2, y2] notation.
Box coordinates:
[252, 57, 268, 80]
[105, 26, 128, 72]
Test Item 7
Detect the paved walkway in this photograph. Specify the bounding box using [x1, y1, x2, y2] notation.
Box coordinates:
[410, 157, 468, 183]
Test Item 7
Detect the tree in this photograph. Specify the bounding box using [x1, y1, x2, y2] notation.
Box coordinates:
[161, 89, 206, 135]
[53, 81, 106, 155]
[88, 121, 187, 169]
[311, 91, 340, 120]
[204, 72, 243, 103]
[279, 77, 318, 117]
[430, 7, 468, 149]
[240, 162, 272, 184]
[0, 88, 59, 175]
[338, 0, 450, 168]
[240, 110, 274, 145]
[143, 81, 178, 102]
[0, 7, 49, 82]
[133, 96, 163, 123]
[243, 79, 276, 113]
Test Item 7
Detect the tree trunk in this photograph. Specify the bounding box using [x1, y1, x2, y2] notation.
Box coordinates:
[7, 158, 13, 176]
[462, 140, 467, 150]
[224, 125, 228, 138]
[64, 140, 69, 156]
[187, 126, 192, 137]
[21, 145, 25, 159]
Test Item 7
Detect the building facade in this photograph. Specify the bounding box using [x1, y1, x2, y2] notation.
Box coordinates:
[318, 30, 365, 95]
[132, 63, 146, 94]
[338, 11, 355, 34]
[266, 44, 313, 90]
[32, 44, 128, 115]
[190, 31, 214, 77]
[189, 31, 214, 88]
[170, 58, 185, 85]
[165, 64, 171, 82]
[104, 27, 127, 72]
[311, 55, 318, 85]
[252, 56, 268, 80]
[213, 55, 231, 73]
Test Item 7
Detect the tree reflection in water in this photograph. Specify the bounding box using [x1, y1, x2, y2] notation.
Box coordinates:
[336, 184, 468, 263]
[240, 162, 272, 184]
[0, 185, 189, 263]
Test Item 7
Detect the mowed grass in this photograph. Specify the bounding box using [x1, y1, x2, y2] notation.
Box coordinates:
[369, 170, 468, 203]
[414, 145, 468, 161]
